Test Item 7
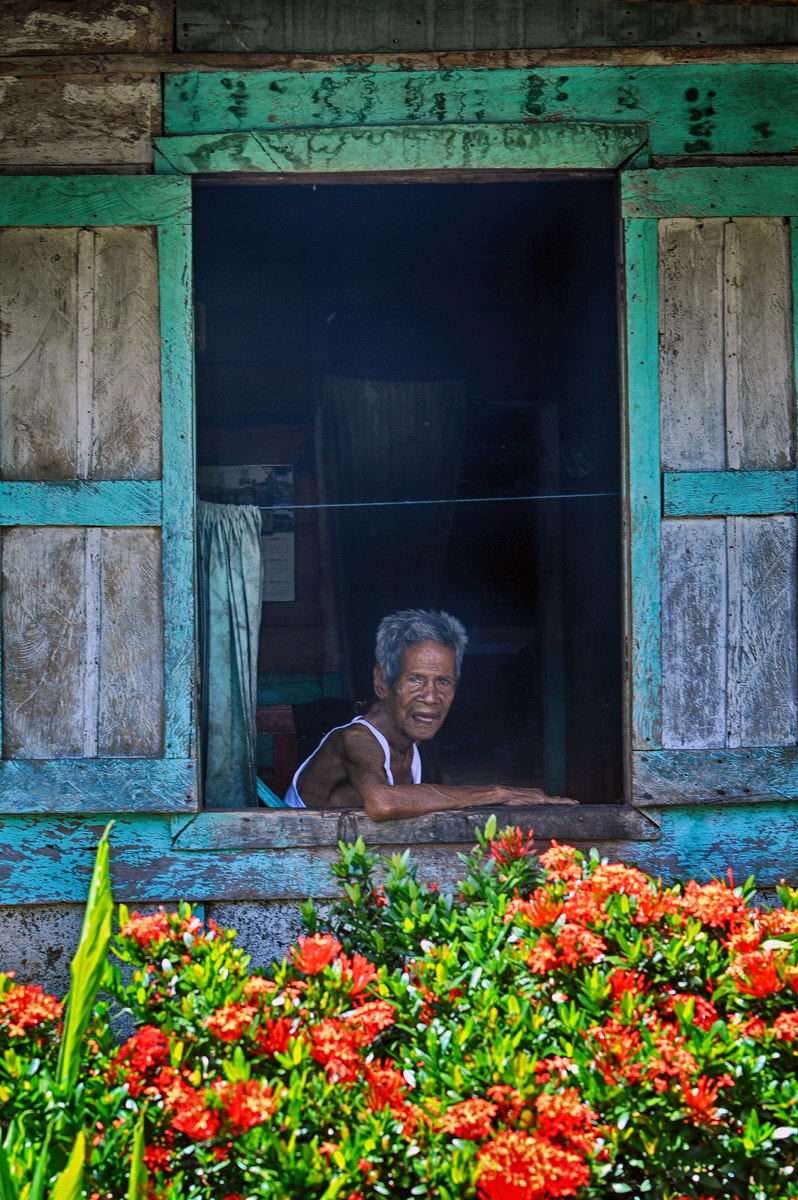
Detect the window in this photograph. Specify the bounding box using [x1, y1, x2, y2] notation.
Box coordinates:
[194, 178, 623, 806]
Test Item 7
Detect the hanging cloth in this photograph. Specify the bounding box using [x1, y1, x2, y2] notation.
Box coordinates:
[197, 501, 263, 809]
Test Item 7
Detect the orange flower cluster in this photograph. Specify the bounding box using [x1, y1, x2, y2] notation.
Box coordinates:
[310, 999, 396, 1082]
[0, 981, 62, 1038]
[477, 1130, 590, 1200]
[291, 933, 343, 974]
[118, 909, 204, 949]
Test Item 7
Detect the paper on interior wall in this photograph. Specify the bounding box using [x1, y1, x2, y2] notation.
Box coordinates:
[197, 464, 295, 602]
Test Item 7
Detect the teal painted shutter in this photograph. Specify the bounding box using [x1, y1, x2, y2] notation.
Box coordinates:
[0, 177, 196, 813]
[623, 167, 798, 805]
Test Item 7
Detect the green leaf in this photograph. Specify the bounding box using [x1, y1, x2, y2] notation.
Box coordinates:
[0, 1133, 17, 1200]
[126, 1114, 147, 1200]
[57, 823, 115, 1091]
[49, 1130, 85, 1200]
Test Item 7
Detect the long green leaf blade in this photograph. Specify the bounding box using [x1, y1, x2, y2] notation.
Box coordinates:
[126, 1114, 147, 1200]
[57, 823, 114, 1090]
[0, 1134, 17, 1200]
[49, 1131, 85, 1200]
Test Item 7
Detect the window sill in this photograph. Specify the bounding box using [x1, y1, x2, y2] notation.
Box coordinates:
[170, 805, 660, 852]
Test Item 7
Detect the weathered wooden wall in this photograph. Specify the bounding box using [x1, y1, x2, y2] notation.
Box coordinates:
[177, 0, 798, 51]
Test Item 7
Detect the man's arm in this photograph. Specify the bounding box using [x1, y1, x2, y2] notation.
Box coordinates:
[340, 725, 575, 822]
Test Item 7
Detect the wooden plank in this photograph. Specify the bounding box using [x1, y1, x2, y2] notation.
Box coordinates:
[0, 1, 173, 55]
[661, 519, 727, 749]
[175, 0, 798, 53]
[82, 526, 101, 758]
[170, 804, 661, 852]
[633, 747, 798, 803]
[0, 177, 191, 228]
[726, 218, 795, 471]
[624, 218, 662, 752]
[624, 167, 798, 219]
[1, 527, 86, 758]
[0, 75, 160, 167]
[158, 222, 196, 760]
[0, 227, 79, 480]
[735, 515, 797, 746]
[0, 760, 196, 815]
[663, 470, 797, 517]
[658, 218, 725, 473]
[93, 227, 162, 480]
[4, 800, 798, 905]
[164, 65, 798, 158]
[156, 122, 648, 174]
[99, 528, 164, 757]
[0, 480, 162, 525]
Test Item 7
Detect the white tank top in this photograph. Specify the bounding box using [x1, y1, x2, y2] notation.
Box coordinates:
[283, 716, 422, 808]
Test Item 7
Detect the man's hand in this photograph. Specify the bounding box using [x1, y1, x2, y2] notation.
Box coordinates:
[495, 788, 577, 807]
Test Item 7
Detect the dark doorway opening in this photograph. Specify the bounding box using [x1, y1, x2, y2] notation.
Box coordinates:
[194, 178, 622, 804]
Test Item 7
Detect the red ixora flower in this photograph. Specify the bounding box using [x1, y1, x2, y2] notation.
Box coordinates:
[490, 828, 536, 867]
[112, 1025, 171, 1098]
[539, 842, 583, 885]
[772, 1011, 798, 1042]
[680, 879, 749, 928]
[679, 1072, 728, 1127]
[0, 983, 63, 1037]
[477, 1130, 590, 1200]
[221, 1079, 279, 1134]
[291, 933, 342, 974]
[204, 1003, 258, 1043]
[729, 950, 785, 997]
[440, 1098, 498, 1140]
[664, 993, 719, 1032]
[338, 953, 378, 997]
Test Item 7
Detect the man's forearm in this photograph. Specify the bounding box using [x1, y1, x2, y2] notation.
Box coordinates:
[363, 782, 559, 822]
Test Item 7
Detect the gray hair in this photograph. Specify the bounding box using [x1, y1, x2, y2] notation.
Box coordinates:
[375, 609, 468, 687]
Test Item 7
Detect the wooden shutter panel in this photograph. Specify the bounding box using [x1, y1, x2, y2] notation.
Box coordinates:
[623, 168, 798, 805]
[0, 177, 196, 813]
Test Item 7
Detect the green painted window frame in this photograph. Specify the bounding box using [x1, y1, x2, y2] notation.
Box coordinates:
[0, 177, 197, 814]
[621, 166, 798, 806]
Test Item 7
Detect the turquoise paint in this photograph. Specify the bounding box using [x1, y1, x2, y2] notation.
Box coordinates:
[154, 121, 648, 175]
[623, 218, 662, 754]
[0, 176, 190, 227]
[0, 177, 198, 814]
[0, 481, 162, 526]
[0, 760, 196, 815]
[0, 802, 795, 905]
[623, 166, 798, 219]
[633, 748, 798, 806]
[257, 675, 322, 705]
[163, 65, 798, 160]
[158, 221, 196, 763]
[663, 470, 796, 518]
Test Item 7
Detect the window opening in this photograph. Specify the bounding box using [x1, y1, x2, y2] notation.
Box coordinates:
[194, 178, 622, 806]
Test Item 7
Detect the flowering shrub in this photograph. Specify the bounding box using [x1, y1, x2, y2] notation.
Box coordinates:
[2, 819, 798, 1198]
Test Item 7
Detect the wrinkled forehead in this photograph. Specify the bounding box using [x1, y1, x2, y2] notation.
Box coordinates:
[397, 640, 457, 677]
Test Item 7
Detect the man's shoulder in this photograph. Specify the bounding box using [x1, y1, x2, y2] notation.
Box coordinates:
[339, 720, 386, 764]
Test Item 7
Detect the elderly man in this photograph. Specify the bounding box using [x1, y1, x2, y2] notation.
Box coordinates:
[284, 609, 575, 821]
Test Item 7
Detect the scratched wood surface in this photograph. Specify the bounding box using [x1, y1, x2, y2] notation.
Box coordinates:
[165, 66, 798, 160]
[98, 529, 163, 757]
[3, 801, 798, 906]
[1, 527, 165, 759]
[658, 215, 798, 755]
[92, 227, 162, 480]
[0, 228, 80, 480]
[661, 519, 727, 751]
[1, 527, 87, 758]
[0, 75, 160, 167]
[732, 515, 797, 747]
[176, 0, 798, 52]
[659, 218, 725, 473]
[727, 218, 795, 472]
[0, 227, 162, 481]
[0, 1, 173, 55]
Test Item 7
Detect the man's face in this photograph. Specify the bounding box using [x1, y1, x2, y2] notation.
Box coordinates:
[375, 640, 457, 742]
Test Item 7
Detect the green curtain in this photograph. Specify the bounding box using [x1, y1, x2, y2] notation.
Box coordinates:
[197, 501, 263, 810]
